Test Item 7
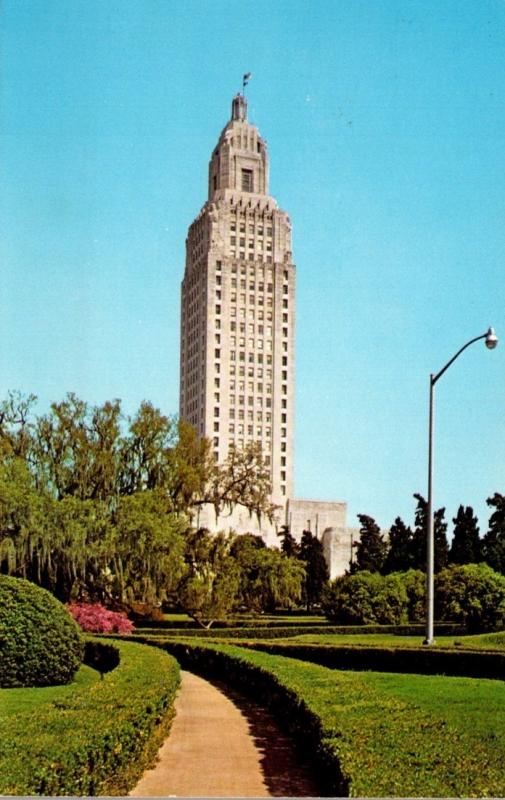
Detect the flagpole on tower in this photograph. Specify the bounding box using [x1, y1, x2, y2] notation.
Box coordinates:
[242, 72, 252, 96]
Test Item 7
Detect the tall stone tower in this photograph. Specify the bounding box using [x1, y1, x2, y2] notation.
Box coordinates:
[180, 93, 295, 504]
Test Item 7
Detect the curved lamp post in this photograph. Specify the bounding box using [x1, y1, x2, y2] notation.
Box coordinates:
[424, 326, 498, 646]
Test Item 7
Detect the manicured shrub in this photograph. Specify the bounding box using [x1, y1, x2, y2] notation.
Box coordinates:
[158, 639, 505, 797]
[67, 602, 134, 634]
[398, 568, 425, 622]
[322, 571, 408, 624]
[83, 640, 121, 674]
[131, 622, 464, 639]
[0, 575, 83, 688]
[435, 563, 505, 632]
[0, 638, 180, 796]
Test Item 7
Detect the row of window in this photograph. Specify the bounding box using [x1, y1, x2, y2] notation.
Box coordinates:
[230, 223, 272, 236]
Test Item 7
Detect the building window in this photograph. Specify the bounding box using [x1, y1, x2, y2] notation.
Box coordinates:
[241, 169, 253, 192]
[214, 437, 219, 447]
[214, 422, 219, 432]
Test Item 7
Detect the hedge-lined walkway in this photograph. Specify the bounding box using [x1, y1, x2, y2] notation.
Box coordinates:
[130, 670, 318, 797]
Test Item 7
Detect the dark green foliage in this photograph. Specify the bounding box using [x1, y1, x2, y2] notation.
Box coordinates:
[83, 640, 120, 675]
[412, 493, 449, 572]
[277, 524, 300, 557]
[352, 515, 388, 573]
[132, 621, 464, 639]
[234, 640, 505, 681]
[0, 576, 83, 688]
[0, 638, 180, 796]
[449, 505, 481, 564]
[482, 492, 505, 573]
[230, 533, 305, 613]
[383, 517, 415, 573]
[435, 563, 505, 632]
[178, 528, 241, 627]
[322, 571, 408, 625]
[299, 530, 329, 611]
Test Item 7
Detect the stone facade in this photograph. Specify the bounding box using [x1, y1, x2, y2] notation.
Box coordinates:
[180, 93, 294, 504]
[179, 94, 354, 578]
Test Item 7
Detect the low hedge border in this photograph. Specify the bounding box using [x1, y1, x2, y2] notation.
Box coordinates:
[148, 638, 505, 797]
[233, 641, 505, 680]
[132, 622, 465, 639]
[0, 638, 179, 796]
[160, 639, 346, 797]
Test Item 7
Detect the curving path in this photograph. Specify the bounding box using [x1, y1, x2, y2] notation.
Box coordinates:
[130, 670, 319, 797]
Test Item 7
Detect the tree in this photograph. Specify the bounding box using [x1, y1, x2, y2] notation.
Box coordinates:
[411, 493, 449, 572]
[232, 534, 305, 612]
[299, 530, 329, 611]
[204, 442, 277, 522]
[482, 493, 505, 574]
[383, 517, 415, 573]
[352, 515, 388, 573]
[398, 568, 425, 622]
[0, 391, 37, 460]
[435, 563, 505, 632]
[322, 571, 408, 625]
[111, 491, 187, 606]
[32, 394, 122, 502]
[177, 529, 241, 628]
[449, 505, 481, 565]
[277, 524, 300, 558]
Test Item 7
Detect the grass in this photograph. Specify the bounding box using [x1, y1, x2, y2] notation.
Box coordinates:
[169, 640, 505, 797]
[1, 664, 100, 717]
[274, 630, 505, 650]
[0, 638, 180, 796]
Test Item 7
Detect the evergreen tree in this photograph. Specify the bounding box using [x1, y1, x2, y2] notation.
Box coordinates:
[482, 493, 505, 574]
[299, 529, 329, 610]
[277, 524, 300, 558]
[353, 514, 388, 573]
[383, 517, 415, 573]
[449, 505, 481, 565]
[411, 493, 449, 572]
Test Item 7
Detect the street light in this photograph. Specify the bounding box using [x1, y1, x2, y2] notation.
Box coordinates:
[424, 326, 498, 646]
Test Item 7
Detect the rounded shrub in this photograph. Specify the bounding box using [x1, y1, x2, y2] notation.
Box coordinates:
[435, 563, 505, 632]
[322, 571, 408, 625]
[0, 576, 83, 687]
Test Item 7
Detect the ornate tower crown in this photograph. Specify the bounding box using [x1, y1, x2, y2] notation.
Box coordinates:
[208, 94, 269, 200]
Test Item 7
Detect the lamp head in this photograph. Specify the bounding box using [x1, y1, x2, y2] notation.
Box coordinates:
[485, 326, 498, 350]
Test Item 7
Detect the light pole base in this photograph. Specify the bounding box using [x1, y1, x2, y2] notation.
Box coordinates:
[423, 638, 436, 646]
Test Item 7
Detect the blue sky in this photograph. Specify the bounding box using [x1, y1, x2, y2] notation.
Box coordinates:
[1, 0, 504, 532]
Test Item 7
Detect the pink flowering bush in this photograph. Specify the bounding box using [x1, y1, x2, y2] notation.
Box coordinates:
[66, 603, 134, 634]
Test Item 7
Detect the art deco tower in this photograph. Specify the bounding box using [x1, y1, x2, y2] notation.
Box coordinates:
[180, 94, 295, 504]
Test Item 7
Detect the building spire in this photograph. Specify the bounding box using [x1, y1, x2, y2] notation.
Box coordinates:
[231, 92, 247, 122]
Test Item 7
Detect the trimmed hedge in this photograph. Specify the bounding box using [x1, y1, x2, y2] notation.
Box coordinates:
[234, 641, 505, 680]
[0, 576, 83, 687]
[132, 622, 465, 640]
[83, 640, 120, 675]
[155, 639, 505, 797]
[161, 640, 344, 796]
[0, 638, 180, 796]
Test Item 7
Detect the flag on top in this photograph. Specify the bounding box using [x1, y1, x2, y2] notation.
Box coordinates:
[243, 72, 252, 89]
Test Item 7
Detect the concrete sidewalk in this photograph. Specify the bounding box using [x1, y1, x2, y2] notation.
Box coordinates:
[130, 670, 318, 797]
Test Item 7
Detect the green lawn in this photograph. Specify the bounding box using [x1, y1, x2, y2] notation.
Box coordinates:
[268, 630, 505, 649]
[1, 664, 99, 717]
[0, 638, 180, 796]
[179, 641, 505, 797]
